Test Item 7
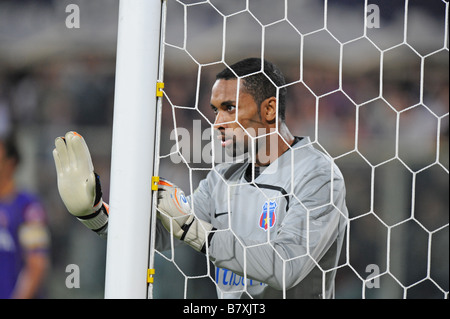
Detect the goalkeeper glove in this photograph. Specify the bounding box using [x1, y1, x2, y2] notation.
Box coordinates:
[157, 179, 215, 253]
[53, 131, 108, 235]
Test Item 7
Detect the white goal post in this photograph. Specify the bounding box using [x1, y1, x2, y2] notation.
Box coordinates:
[104, 0, 164, 299]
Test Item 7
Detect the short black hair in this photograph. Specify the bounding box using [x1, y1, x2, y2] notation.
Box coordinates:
[215, 58, 287, 121]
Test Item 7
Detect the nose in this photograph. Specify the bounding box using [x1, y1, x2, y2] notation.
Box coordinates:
[213, 110, 227, 130]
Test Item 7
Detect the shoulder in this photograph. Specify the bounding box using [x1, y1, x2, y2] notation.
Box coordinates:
[291, 137, 344, 180]
[291, 137, 329, 164]
[16, 192, 47, 224]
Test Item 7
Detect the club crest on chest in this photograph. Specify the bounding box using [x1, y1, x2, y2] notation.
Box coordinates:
[259, 200, 277, 231]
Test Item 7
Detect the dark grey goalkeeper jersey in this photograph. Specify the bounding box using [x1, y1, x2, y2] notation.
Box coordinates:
[155, 136, 348, 299]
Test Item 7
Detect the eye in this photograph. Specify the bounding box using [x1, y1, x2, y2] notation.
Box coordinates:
[211, 106, 218, 115]
[226, 105, 236, 112]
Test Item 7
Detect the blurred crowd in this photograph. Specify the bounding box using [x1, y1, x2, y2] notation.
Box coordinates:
[0, 0, 448, 298]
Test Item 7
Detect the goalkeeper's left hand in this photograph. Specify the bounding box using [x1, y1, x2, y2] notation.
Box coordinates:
[157, 179, 214, 253]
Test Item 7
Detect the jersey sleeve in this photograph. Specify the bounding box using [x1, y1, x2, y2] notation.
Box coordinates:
[208, 167, 348, 291]
[19, 201, 50, 254]
[189, 177, 215, 223]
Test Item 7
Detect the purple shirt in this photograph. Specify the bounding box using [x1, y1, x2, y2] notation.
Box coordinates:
[0, 192, 48, 299]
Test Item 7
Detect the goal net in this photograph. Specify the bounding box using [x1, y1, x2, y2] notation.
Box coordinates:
[142, 0, 448, 299]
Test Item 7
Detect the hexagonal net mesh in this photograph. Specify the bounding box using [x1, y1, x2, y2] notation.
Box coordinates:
[149, 0, 448, 299]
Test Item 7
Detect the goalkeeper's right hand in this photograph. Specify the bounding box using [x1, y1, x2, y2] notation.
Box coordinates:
[53, 131, 108, 235]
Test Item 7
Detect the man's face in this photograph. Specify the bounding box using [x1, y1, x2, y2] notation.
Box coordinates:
[210, 79, 265, 158]
[0, 142, 18, 183]
[0, 142, 11, 183]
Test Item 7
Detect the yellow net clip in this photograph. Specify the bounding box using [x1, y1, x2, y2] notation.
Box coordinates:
[147, 268, 155, 284]
[151, 176, 160, 191]
[156, 81, 164, 97]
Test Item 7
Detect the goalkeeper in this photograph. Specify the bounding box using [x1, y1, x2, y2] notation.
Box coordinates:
[53, 58, 348, 299]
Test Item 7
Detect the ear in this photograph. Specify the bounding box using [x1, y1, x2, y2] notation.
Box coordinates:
[262, 97, 277, 124]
